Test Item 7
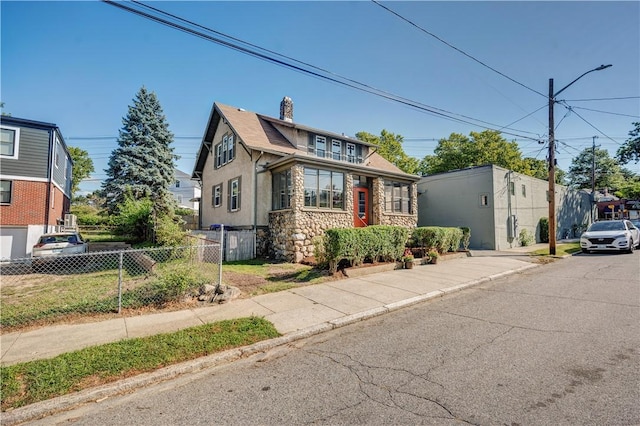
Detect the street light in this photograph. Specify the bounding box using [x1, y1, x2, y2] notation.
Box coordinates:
[548, 64, 612, 255]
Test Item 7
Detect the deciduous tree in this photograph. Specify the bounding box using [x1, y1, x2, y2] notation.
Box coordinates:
[567, 147, 627, 190]
[616, 122, 640, 165]
[68, 146, 94, 196]
[419, 130, 524, 175]
[356, 129, 419, 174]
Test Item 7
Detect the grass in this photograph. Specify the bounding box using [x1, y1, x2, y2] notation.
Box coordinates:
[0, 317, 279, 411]
[529, 242, 581, 257]
[1, 257, 220, 329]
[80, 228, 135, 244]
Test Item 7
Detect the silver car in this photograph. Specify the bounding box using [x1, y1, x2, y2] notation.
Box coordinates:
[580, 220, 640, 254]
[32, 232, 88, 272]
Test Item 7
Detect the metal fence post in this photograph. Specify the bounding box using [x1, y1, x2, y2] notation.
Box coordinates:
[118, 250, 123, 314]
[215, 225, 224, 294]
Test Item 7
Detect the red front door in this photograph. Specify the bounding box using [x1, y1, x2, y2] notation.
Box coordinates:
[353, 188, 369, 227]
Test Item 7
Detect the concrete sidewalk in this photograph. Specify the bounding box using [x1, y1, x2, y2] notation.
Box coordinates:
[1, 254, 541, 366]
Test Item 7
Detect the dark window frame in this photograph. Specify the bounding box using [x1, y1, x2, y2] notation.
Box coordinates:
[0, 180, 12, 204]
[272, 169, 292, 210]
[303, 167, 344, 210]
[384, 181, 412, 214]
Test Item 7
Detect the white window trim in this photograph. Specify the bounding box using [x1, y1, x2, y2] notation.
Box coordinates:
[0, 125, 20, 159]
[214, 133, 235, 168]
[55, 137, 61, 169]
[213, 184, 222, 208]
[331, 139, 342, 161]
[315, 136, 326, 158]
[479, 193, 490, 207]
[227, 134, 234, 162]
[346, 142, 356, 163]
[230, 178, 240, 212]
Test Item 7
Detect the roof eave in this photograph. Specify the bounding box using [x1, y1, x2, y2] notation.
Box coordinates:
[265, 153, 419, 181]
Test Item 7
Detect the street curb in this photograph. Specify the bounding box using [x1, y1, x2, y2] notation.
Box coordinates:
[1, 262, 540, 426]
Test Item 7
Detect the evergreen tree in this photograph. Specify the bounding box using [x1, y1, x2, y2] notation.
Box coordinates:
[103, 87, 177, 214]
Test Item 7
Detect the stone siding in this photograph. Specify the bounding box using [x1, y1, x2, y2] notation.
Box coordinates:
[372, 177, 418, 228]
[268, 165, 417, 262]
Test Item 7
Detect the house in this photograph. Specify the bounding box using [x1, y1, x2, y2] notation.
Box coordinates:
[170, 169, 201, 211]
[0, 116, 73, 259]
[417, 165, 592, 250]
[192, 97, 419, 262]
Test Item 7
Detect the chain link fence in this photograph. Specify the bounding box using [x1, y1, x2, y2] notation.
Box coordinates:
[1, 241, 222, 330]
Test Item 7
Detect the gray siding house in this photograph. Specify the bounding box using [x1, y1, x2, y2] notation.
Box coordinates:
[0, 116, 73, 259]
[417, 165, 592, 250]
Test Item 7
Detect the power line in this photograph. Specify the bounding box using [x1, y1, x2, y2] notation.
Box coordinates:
[67, 136, 201, 140]
[563, 96, 640, 102]
[559, 102, 621, 145]
[568, 106, 640, 119]
[102, 0, 541, 142]
[370, 0, 547, 99]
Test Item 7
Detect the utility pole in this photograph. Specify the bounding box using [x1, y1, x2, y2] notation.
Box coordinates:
[548, 79, 556, 255]
[591, 135, 598, 222]
[547, 64, 611, 256]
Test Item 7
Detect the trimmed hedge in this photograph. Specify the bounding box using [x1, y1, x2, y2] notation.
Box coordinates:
[539, 217, 549, 243]
[410, 226, 466, 254]
[324, 226, 409, 273]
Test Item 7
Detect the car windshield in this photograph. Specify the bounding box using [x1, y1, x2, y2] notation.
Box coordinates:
[38, 235, 79, 244]
[588, 221, 625, 232]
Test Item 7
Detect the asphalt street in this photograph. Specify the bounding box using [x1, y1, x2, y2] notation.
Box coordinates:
[31, 252, 640, 426]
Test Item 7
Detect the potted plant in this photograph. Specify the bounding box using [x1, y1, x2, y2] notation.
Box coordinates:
[401, 248, 415, 269]
[427, 250, 439, 264]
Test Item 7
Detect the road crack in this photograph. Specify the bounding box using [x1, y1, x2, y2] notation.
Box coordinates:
[305, 348, 478, 424]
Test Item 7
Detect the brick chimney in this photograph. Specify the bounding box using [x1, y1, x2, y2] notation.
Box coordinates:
[280, 96, 293, 122]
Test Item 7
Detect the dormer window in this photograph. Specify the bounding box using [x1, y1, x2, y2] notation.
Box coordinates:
[315, 136, 326, 158]
[332, 140, 341, 161]
[308, 134, 364, 164]
[346, 143, 356, 163]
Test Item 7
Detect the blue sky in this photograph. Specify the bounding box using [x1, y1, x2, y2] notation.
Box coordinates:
[2, 1, 639, 194]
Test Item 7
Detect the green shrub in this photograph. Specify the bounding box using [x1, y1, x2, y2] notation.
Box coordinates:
[113, 195, 153, 242]
[312, 235, 328, 269]
[411, 226, 464, 254]
[127, 265, 208, 306]
[155, 214, 187, 247]
[70, 204, 110, 226]
[324, 226, 409, 273]
[539, 217, 549, 243]
[519, 229, 535, 247]
[460, 227, 471, 250]
[445, 227, 463, 252]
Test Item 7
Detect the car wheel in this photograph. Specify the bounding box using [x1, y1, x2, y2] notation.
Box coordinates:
[628, 240, 635, 254]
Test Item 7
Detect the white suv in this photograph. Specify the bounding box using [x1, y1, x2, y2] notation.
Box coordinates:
[580, 220, 640, 254]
